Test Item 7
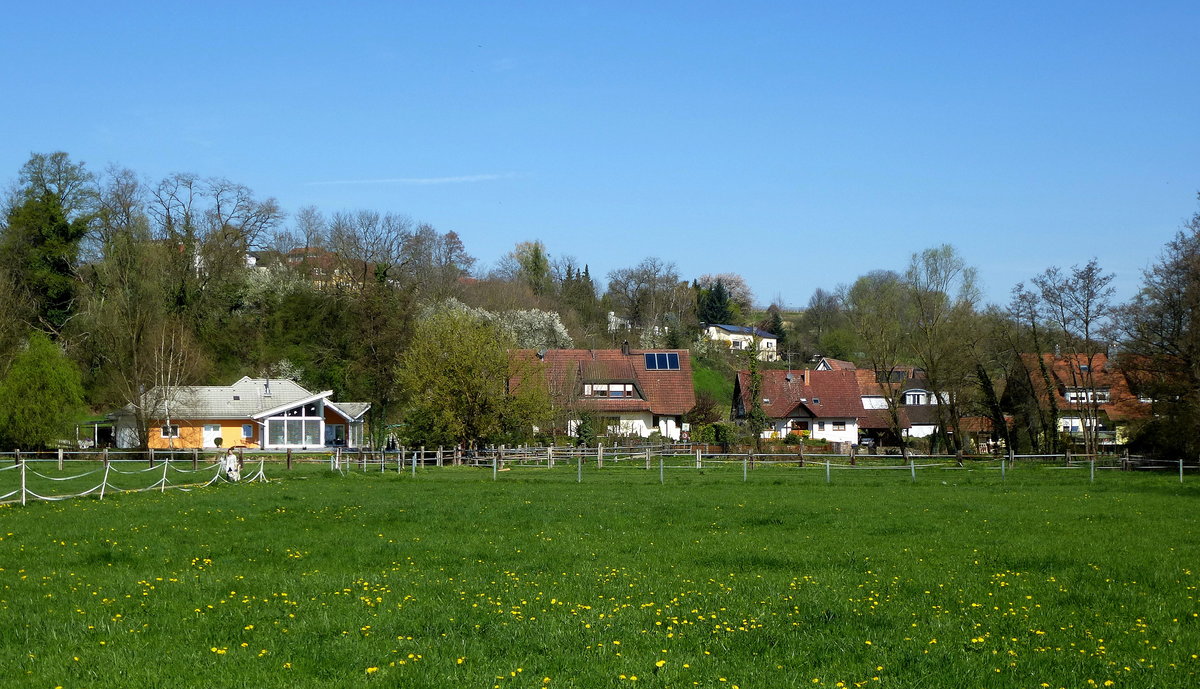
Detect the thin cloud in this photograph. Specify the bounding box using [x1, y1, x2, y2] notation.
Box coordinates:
[306, 173, 515, 186]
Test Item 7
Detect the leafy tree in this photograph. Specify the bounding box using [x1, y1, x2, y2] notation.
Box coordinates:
[697, 279, 734, 324]
[0, 192, 90, 335]
[12, 151, 98, 221]
[0, 332, 86, 450]
[905, 245, 979, 452]
[842, 270, 912, 441]
[1117, 196, 1200, 458]
[396, 310, 551, 448]
[744, 349, 769, 451]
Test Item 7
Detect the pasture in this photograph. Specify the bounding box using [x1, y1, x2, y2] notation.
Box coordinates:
[1, 461, 1197, 688]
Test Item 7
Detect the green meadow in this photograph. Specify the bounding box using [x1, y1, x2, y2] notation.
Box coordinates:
[1, 461, 1197, 688]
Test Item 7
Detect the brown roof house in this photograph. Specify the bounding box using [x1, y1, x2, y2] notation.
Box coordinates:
[1017, 352, 1149, 449]
[733, 368, 867, 444]
[519, 346, 696, 440]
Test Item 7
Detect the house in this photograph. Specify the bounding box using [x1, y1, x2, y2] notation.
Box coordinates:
[814, 357, 856, 371]
[732, 369, 865, 443]
[1016, 352, 1148, 448]
[703, 324, 778, 361]
[520, 346, 696, 440]
[110, 377, 370, 450]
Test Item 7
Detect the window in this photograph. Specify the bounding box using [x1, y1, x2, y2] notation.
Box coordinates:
[585, 383, 635, 398]
[242, 424, 254, 439]
[832, 421, 846, 431]
[161, 425, 180, 438]
[644, 352, 680, 370]
[816, 422, 825, 431]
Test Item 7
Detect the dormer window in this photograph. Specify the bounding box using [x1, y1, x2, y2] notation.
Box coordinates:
[583, 383, 636, 398]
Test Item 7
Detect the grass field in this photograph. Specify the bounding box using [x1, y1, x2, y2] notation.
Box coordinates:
[1, 461, 1198, 688]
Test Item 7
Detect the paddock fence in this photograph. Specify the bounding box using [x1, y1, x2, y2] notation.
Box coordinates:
[2, 444, 1196, 508]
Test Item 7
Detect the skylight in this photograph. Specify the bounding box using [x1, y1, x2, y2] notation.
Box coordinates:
[644, 352, 680, 370]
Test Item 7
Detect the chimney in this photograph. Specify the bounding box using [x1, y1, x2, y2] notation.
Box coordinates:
[621, 340, 630, 356]
[802, 369, 810, 386]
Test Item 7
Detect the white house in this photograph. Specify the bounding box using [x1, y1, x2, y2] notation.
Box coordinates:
[703, 324, 778, 361]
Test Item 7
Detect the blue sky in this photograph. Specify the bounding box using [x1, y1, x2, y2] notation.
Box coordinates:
[2, 1, 1197, 307]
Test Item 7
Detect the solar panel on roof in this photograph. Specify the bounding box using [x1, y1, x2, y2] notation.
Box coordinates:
[644, 352, 679, 371]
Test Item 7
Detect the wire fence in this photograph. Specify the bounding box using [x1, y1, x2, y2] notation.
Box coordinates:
[3, 444, 1195, 507]
[0, 452, 268, 506]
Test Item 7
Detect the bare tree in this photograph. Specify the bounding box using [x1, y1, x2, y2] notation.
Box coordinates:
[606, 257, 683, 344]
[1032, 260, 1114, 456]
[328, 210, 412, 288]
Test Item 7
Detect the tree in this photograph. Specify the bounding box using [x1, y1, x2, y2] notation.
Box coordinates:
[696, 279, 734, 324]
[1005, 283, 1062, 452]
[1032, 259, 1114, 456]
[13, 151, 98, 221]
[605, 257, 687, 345]
[396, 310, 551, 448]
[795, 287, 847, 361]
[905, 245, 979, 452]
[743, 348, 769, 450]
[1117, 196, 1200, 458]
[697, 273, 754, 316]
[0, 192, 90, 335]
[0, 332, 86, 450]
[842, 271, 911, 444]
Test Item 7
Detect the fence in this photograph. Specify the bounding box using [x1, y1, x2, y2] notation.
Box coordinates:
[0, 449, 268, 506]
[299, 444, 1200, 486]
[4, 444, 1195, 507]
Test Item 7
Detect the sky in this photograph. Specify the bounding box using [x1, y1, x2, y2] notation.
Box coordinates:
[2, 1, 1197, 308]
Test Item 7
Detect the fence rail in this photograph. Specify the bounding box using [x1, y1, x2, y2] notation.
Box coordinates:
[3, 444, 1195, 508]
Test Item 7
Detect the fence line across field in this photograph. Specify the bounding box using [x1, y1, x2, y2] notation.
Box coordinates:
[2, 444, 1196, 507]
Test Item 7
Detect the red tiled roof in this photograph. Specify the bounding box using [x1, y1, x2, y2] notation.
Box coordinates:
[735, 369, 864, 419]
[515, 349, 696, 416]
[818, 357, 857, 371]
[1020, 353, 1149, 423]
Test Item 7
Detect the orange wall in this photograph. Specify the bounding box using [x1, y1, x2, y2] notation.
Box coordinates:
[147, 419, 261, 450]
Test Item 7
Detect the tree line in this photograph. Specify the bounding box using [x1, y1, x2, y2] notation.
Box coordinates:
[0, 151, 1197, 458]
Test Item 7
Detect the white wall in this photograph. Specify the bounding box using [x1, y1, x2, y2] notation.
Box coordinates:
[703, 327, 778, 361]
[569, 413, 683, 441]
[762, 417, 858, 444]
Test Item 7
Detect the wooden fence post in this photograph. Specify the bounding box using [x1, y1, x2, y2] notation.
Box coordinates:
[437, 446, 443, 468]
[286, 448, 293, 470]
[798, 442, 805, 467]
[58, 448, 64, 471]
[192, 448, 198, 469]
[597, 442, 604, 468]
[956, 450, 963, 468]
[149, 447, 155, 468]
[849, 444, 856, 466]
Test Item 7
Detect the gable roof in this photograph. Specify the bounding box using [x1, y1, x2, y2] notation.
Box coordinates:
[114, 377, 369, 421]
[734, 369, 865, 419]
[815, 357, 856, 371]
[517, 349, 696, 416]
[1019, 352, 1148, 423]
